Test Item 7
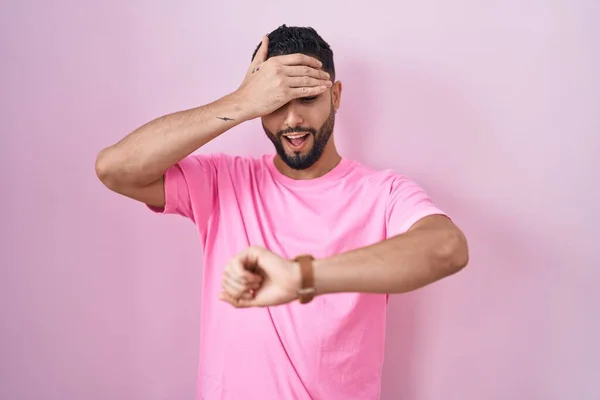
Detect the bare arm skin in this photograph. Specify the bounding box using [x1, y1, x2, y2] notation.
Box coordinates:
[95, 94, 248, 207]
[218, 214, 469, 308]
[95, 36, 331, 207]
[311, 214, 469, 295]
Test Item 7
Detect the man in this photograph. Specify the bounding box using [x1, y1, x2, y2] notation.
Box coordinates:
[96, 25, 468, 400]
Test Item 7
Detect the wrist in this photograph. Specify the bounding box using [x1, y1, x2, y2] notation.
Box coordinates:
[290, 260, 302, 296]
[311, 258, 323, 295]
[225, 90, 258, 121]
[292, 254, 317, 304]
[311, 257, 334, 296]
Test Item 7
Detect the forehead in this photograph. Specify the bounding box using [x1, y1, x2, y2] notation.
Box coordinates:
[294, 90, 331, 104]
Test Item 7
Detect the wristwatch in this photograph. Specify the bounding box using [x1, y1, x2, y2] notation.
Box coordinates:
[293, 254, 316, 304]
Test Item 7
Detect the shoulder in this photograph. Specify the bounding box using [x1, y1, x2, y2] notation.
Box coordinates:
[181, 152, 271, 181]
[345, 158, 411, 191]
[183, 152, 265, 169]
[344, 160, 438, 209]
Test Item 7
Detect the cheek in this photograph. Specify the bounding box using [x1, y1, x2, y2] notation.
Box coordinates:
[305, 99, 331, 121]
[261, 116, 280, 135]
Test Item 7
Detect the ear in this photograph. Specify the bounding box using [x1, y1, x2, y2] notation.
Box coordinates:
[331, 81, 342, 112]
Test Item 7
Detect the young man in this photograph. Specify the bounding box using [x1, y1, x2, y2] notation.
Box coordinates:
[96, 25, 468, 400]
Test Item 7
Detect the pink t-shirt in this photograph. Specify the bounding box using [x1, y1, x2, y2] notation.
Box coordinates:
[150, 153, 446, 400]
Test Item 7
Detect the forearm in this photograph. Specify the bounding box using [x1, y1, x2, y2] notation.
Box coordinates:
[96, 92, 250, 186]
[312, 218, 469, 295]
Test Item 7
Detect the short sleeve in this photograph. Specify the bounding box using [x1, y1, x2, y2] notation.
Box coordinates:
[147, 153, 218, 229]
[385, 175, 448, 238]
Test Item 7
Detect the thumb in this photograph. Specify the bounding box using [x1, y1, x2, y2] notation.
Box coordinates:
[251, 35, 269, 66]
[218, 291, 260, 308]
[239, 245, 266, 271]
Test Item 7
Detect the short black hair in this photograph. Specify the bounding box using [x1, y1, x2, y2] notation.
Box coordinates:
[251, 25, 335, 81]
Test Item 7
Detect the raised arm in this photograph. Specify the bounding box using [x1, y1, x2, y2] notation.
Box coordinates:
[95, 35, 332, 208]
[94, 94, 249, 207]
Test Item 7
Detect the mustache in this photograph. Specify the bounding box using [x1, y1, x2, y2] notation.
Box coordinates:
[277, 126, 317, 138]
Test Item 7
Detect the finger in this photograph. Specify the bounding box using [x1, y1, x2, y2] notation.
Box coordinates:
[224, 268, 260, 286]
[246, 273, 264, 287]
[287, 76, 333, 88]
[219, 291, 256, 308]
[240, 290, 256, 300]
[290, 85, 330, 99]
[242, 271, 263, 284]
[221, 278, 262, 294]
[240, 278, 262, 290]
[219, 292, 240, 307]
[222, 271, 262, 296]
[285, 65, 330, 81]
[223, 267, 243, 285]
[251, 35, 269, 66]
[277, 53, 323, 68]
[233, 247, 266, 280]
[231, 257, 254, 284]
[222, 274, 247, 297]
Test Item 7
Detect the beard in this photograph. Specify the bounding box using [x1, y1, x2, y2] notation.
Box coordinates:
[263, 105, 336, 170]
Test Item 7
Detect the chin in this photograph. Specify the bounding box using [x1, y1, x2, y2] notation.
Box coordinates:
[287, 146, 311, 156]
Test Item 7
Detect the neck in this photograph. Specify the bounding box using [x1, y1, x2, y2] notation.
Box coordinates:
[274, 143, 341, 180]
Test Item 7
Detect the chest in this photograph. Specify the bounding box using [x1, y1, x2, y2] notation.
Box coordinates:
[214, 180, 389, 259]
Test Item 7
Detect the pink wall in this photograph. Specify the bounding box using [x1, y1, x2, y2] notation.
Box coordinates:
[2, 1, 598, 399]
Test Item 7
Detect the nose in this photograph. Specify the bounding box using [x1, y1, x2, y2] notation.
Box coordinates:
[283, 103, 304, 129]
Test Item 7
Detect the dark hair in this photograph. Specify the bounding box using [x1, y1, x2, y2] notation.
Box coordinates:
[251, 25, 335, 81]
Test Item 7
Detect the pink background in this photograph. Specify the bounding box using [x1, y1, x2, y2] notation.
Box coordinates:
[1, 1, 599, 399]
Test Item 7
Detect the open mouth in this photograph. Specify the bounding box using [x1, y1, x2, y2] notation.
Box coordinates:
[282, 133, 311, 149]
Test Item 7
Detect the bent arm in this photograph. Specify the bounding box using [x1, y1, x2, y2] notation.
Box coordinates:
[95, 92, 250, 207]
[311, 215, 469, 295]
